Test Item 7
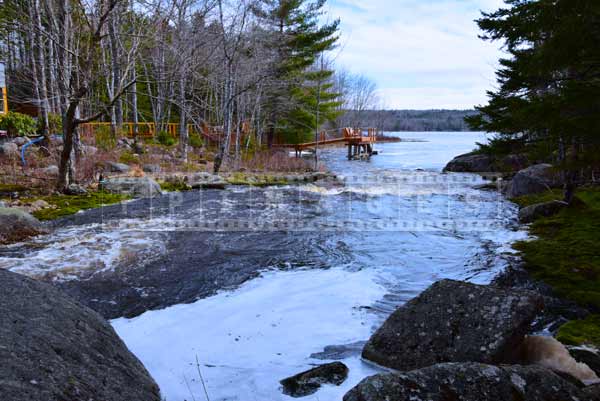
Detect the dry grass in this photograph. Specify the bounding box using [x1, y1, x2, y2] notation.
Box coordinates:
[228, 150, 319, 173]
[1, 135, 323, 197]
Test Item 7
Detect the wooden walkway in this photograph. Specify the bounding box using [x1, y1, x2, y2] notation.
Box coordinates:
[79, 122, 378, 160]
[274, 128, 378, 160]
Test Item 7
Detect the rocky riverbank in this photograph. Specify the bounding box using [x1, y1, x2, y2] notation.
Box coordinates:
[2, 142, 597, 400]
[323, 154, 600, 400]
[277, 274, 599, 399]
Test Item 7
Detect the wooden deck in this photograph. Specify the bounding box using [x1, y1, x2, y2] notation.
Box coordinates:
[275, 128, 378, 160]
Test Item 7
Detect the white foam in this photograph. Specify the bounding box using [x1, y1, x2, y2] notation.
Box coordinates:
[0, 218, 172, 281]
[112, 267, 385, 401]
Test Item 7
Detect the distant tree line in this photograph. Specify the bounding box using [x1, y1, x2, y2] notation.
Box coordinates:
[336, 109, 478, 132]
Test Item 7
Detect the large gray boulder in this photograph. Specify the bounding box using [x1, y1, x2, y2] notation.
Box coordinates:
[0, 207, 44, 244]
[83, 145, 98, 156]
[12, 136, 29, 146]
[65, 183, 88, 195]
[42, 165, 59, 176]
[343, 363, 589, 401]
[443, 152, 493, 172]
[362, 280, 543, 371]
[0, 269, 161, 401]
[104, 161, 131, 173]
[0, 142, 19, 157]
[444, 152, 529, 173]
[101, 176, 162, 198]
[142, 164, 161, 174]
[501, 153, 529, 172]
[519, 200, 568, 223]
[507, 164, 561, 198]
[188, 172, 228, 189]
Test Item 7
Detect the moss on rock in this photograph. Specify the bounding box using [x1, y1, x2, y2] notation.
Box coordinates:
[27, 192, 130, 221]
[557, 315, 600, 347]
[514, 188, 600, 311]
[159, 181, 191, 192]
[512, 187, 600, 347]
[225, 172, 288, 187]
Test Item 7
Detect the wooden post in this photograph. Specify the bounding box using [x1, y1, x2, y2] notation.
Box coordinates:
[1, 87, 7, 114]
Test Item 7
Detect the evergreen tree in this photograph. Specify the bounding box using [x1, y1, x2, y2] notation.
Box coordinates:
[468, 0, 600, 202]
[254, 0, 340, 145]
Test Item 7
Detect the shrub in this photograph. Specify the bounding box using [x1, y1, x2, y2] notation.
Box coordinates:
[156, 130, 176, 147]
[119, 151, 140, 164]
[37, 113, 63, 135]
[189, 133, 203, 148]
[0, 112, 37, 136]
[182, 162, 201, 172]
[94, 125, 117, 151]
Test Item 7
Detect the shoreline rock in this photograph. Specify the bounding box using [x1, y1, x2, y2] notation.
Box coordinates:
[443, 152, 528, 173]
[569, 346, 600, 377]
[443, 152, 494, 172]
[491, 263, 590, 335]
[518, 200, 568, 223]
[362, 279, 543, 371]
[0, 207, 45, 244]
[105, 161, 131, 173]
[506, 164, 562, 198]
[100, 176, 162, 198]
[280, 362, 349, 398]
[0, 269, 161, 401]
[343, 362, 593, 401]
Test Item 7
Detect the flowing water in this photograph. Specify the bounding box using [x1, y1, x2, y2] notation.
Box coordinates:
[0, 132, 528, 400]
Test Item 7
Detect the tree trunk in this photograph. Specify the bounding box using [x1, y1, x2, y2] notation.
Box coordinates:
[48, 42, 60, 114]
[57, 101, 79, 191]
[131, 63, 139, 141]
[108, 11, 123, 132]
[27, 8, 41, 133]
[34, 0, 50, 139]
[179, 76, 188, 162]
[563, 140, 579, 204]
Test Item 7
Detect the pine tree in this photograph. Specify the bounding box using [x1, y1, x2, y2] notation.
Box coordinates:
[254, 0, 340, 145]
[468, 0, 600, 202]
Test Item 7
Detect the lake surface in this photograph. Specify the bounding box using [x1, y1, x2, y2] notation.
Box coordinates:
[1, 132, 527, 400]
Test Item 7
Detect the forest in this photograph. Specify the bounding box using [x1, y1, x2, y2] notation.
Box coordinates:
[0, 0, 383, 191]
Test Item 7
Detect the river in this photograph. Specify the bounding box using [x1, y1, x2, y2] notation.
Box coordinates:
[0, 132, 527, 400]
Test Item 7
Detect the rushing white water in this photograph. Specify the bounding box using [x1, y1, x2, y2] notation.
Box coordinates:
[108, 132, 528, 401]
[0, 132, 528, 400]
[0, 218, 172, 281]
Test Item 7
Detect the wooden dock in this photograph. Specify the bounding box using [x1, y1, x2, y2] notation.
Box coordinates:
[275, 128, 378, 160]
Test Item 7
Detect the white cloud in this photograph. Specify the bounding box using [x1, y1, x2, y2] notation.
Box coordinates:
[327, 0, 507, 109]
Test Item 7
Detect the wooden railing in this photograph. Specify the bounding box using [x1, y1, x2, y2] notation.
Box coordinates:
[342, 127, 378, 141]
[78, 122, 377, 149]
[80, 122, 206, 139]
[273, 127, 379, 150]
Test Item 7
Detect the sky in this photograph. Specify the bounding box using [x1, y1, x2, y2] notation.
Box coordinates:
[326, 0, 507, 110]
